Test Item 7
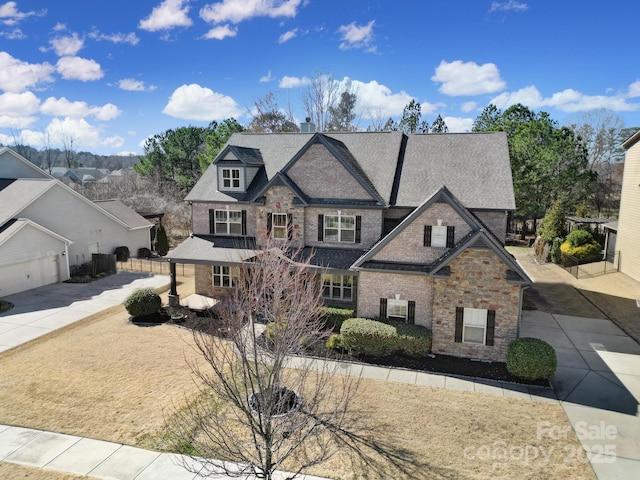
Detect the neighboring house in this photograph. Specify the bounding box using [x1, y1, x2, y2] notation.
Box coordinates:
[615, 129, 640, 282]
[0, 147, 152, 297]
[167, 131, 531, 362]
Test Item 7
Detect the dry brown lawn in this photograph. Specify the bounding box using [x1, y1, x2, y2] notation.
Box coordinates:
[0, 276, 595, 479]
[0, 462, 88, 479]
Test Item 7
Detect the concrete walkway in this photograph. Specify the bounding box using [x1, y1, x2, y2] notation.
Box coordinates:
[511, 247, 640, 479]
[0, 271, 170, 353]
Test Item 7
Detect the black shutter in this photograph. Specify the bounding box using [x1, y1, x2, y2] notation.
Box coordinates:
[454, 307, 464, 343]
[287, 214, 293, 241]
[355, 216, 362, 243]
[446, 226, 455, 248]
[424, 225, 432, 247]
[318, 214, 324, 241]
[486, 310, 496, 346]
[379, 298, 387, 319]
[267, 213, 273, 236]
[241, 210, 247, 236]
[408, 301, 416, 325]
[209, 209, 215, 234]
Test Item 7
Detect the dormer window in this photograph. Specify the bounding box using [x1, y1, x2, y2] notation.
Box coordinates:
[221, 167, 242, 190]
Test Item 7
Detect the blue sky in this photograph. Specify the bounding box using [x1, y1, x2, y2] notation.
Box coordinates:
[1, 0, 639, 156]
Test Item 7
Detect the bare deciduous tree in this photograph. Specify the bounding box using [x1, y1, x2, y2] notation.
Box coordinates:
[302, 73, 340, 132]
[165, 239, 412, 479]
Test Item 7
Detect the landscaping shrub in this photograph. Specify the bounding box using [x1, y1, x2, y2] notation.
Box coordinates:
[137, 247, 152, 258]
[124, 288, 162, 318]
[340, 318, 432, 357]
[155, 223, 169, 256]
[550, 237, 563, 264]
[321, 307, 354, 332]
[539, 200, 567, 243]
[506, 337, 557, 380]
[560, 240, 602, 263]
[566, 229, 594, 248]
[114, 246, 130, 262]
[326, 333, 342, 350]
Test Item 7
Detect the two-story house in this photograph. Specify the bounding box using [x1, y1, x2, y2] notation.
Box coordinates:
[167, 131, 531, 362]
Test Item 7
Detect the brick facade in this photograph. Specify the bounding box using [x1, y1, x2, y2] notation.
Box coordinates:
[357, 271, 434, 328]
[431, 248, 521, 362]
[304, 207, 383, 250]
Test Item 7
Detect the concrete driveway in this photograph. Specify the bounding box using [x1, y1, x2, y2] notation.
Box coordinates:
[511, 247, 640, 479]
[0, 271, 170, 353]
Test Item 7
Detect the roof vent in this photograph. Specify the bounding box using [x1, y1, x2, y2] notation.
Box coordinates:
[300, 118, 316, 133]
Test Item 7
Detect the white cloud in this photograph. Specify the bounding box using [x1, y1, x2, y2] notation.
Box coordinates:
[0, 28, 25, 39]
[56, 56, 104, 81]
[628, 80, 640, 98]
[0, 52, 55, 93]
[118, 78, 157, 92]
[200, 0, 301, 24]
[461, 101, 478, 113]
[443, 116, 474, 133]
[88, 29, 140, 45]
[0, 1, 42, 26]
[203, 24, 237, 40]
[490, 85, 640, 113]
[10, 117, 124, 150]
[489, 1, 528, 12]
[432, 60, 506, 96]
[337, 20, 375, 51]
[260, 71, 273, 83]
[138, 0, 192, 32]
[53, 22, 66, 32]
[278, 28, 297, 44]
[162, 83, 242, 120]
[279, 75, 311, 88]
[0, 91, 40, 127]
[350, 79, 413, 119]
[49, 33, 84, 56]
[40, 97, 121, 121]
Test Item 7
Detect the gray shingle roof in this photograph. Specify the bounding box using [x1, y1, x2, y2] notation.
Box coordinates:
[94, 200, 153, 230]
[0, 178, 55, 224]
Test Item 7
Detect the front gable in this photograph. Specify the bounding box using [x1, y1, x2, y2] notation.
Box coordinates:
[0, 147, 52, 180]
[213, 145, 264, 193]
[284, 134, 384, 205]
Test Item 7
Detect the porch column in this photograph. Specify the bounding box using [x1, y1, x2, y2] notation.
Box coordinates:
[168, 261, 180, 307]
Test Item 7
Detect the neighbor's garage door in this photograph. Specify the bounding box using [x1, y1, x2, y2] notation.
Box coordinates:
[0, 256, 59, 297]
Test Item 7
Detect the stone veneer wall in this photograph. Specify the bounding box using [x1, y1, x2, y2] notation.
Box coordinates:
[374, 202, 472, 264]
[357, 271, 434, 328]
[255, 186, 303, 247]
[431, 248, 521, 362]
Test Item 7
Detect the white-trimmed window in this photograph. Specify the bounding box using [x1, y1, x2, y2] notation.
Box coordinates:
[215, 209, 243, 235]
[324, 214, 355, 243]
[463, 308, 487, 344]
[387, 299, 408, 321]
[431, 225, 447, 247]
[322, 275, 353, 301]
[213, 265, 232, 288]
[221, 168, 241, 190]
[272, 213, 288, 240]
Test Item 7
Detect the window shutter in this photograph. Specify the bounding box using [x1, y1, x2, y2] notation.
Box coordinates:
[209, 209, 215, 234]
[355, 216, 362, 243]
[486, 310, 496, 346]
[379, 298, 387, 319]
[318, 214, 324, 241]
[287, 213, 293, 241]
[424, 225, 432, 247]
[267, 213, 273, 236]
[408, 300, 416, 325]
[446, 226, 455, 248]
[454, 307, 464, 343]
[241, 210, 247, 236]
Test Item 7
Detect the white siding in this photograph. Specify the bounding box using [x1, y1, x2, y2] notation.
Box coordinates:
[0, 150, 49, 179]
[0, 223, 67, 272]
[617, 140, 640, 282]
[20, 184, 149, 266]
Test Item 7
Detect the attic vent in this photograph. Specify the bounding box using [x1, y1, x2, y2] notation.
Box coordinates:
[300, 119, 316, 133]
[470, 239, 487, 248]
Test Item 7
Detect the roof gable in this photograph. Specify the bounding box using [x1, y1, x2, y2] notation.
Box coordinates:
[0, 147, 53, 180]
[282, 133, 385, 205]
[213, 145, 264, 166]
[249, 172, 309, 205]
[0, 218, 73, 247]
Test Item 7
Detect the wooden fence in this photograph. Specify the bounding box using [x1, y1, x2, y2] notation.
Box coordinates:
[117, 258, 194, 277]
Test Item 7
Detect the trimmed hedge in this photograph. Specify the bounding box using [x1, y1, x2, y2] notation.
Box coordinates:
[326, 333, 342, 350]
[321, 307, 354, 332]
[340, 318, 432, 357]
[114, 246, 130, 262]
[124, 288, 162, 318]
[560, 240, 602, 263]
[506, 337, 557, 380]
[566, 229, 593, 248]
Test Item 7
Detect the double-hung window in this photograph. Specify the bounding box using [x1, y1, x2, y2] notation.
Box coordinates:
[221, 168, 241, 189]
[387, 299, 408, 321]
[322, 275, 353, 301]
[424, 225, 455, 248]
[271, 213, 288, 240]
[324, 214, 355, 243]
[215, 209, 243, 235]
[455, 307, 496, 346]
[213, 265, 232, 288]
